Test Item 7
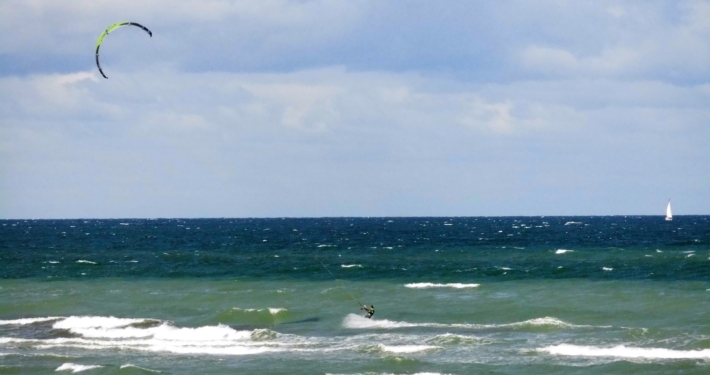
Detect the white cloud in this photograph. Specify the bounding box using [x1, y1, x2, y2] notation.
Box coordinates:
[459, 98, 514, 134]
[1, 1, 709, 217]
[520, 44, 661, 78]
[244, 83, 341, 131]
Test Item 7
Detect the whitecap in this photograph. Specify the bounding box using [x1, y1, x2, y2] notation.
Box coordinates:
[404, 283, 480, 289]
[52, 316, 152, 330]
[555, 249, 573, 254]
[602, 267, 613, 271]
[55, 363, 103, 372]
[341, 264, 363, 268]
[564, 222, 582, 225]
[377, 344, 440, 353]
[120, 364, 161, 373]
[75, 260, 97, 265]
[539, 344, 710, 359]
[232, 308, 287, 315]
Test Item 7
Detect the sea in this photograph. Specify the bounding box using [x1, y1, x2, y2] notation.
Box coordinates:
[1, 216, 708, 375]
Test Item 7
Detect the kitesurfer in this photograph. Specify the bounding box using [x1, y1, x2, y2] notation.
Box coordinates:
[362, 305, 375, 319]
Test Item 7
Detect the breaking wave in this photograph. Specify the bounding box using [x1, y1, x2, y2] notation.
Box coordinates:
[342, 314, 601, 331]
[0, 315, 281, 356]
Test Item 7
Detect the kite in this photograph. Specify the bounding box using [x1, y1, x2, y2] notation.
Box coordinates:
[95, 22, 152, 79]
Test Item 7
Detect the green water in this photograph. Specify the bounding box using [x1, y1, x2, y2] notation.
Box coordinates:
[2, 277, 709, 374]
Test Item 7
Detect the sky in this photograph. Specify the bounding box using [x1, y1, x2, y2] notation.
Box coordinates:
[0, 0, 708, 219]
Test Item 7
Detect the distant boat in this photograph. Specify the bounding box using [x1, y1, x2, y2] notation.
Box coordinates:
[665, 199, 673, 221]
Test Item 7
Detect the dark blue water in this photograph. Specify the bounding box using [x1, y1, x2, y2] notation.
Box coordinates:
[2, 216, 708, 281]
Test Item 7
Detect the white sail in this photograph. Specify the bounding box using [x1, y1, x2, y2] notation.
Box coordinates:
[665, 200, 672, 221]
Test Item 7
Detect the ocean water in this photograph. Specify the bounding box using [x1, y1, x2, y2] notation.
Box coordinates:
[0, 216, 709, 374]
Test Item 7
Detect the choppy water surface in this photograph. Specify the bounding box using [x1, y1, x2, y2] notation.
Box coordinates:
[1, 217, 709, 374]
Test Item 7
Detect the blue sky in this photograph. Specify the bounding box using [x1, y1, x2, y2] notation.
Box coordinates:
[1, 0, 708, 218]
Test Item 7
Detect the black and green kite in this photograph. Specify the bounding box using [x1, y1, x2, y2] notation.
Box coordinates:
[95, 22, 152, 79]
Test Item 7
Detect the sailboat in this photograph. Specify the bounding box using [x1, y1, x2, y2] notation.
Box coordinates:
[665, 199, 673, 221]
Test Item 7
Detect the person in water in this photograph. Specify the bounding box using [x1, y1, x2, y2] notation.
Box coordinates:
[362, 305, 375, 318]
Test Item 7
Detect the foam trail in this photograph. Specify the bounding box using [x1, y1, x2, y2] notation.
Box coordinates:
[540, 344, 710, 359]
[405, 283, 480, 289]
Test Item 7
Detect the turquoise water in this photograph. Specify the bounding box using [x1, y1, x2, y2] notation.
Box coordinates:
[1, 217, 709, 374]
